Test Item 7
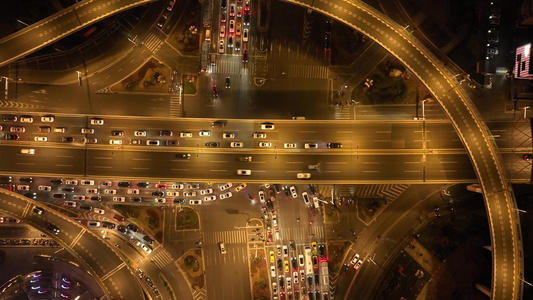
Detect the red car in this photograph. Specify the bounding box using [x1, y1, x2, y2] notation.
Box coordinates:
[242, 50, 248, 63]
[113, 215, 125, 222]
[212, 85, 219, 97]
[156, 184, 167, 189]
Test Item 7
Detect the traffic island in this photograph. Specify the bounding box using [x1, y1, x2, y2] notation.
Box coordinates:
[324, 201, 339, 224]
[176, 207, 199, 230]
[112, 205, 163, 241]
[177, 249, 204, 290]
[109, 58, 171, 94]
[356, 198, 387, 225]
[167, 0, 201, 55]
[326, 241, 352, 273]
[248, 248, 269, 300]
[181, 74, 197, 95]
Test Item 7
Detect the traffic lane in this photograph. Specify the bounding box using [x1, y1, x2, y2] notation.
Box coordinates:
[205, 244, 251, 300]
[0, 145, 84, 175]
[425, 154, 476, 181]
[426, 123, 463, 149]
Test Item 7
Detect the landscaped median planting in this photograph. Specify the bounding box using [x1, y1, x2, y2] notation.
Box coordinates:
[248, 248, 270, 300]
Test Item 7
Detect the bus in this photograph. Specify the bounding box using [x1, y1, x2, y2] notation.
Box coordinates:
[202, 0, 212, 28]
[320, 261, 330, 294]
[304, 246, 313, 275]
[200, 42, 209, 72]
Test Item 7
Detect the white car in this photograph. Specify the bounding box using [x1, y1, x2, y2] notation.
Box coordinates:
[20, 116, 33, 123]
[297, 173, 312, 179]
[219, 192, 232, 199]
[90, 118, 104, 125]
[41, 115, 55, 122]
[261, 123, 275, 130]
[258, 190, 265, 203]
[180, 132, 193, 138]
[200, 189, 213, 195]
[141, 244, 153, 254]
[243, 29, 248, 42]
[93, 208, 105, 215]
[109, 139, 122, 145]
[189, 199, 202, 205]
[38, 185, 52, 191]
[253, 132, 266, 138]
[271, 265, 276, 277]
[104, 189, 117, 194]
[258, 142, 272, 148]
[199, 130, 211, 136]
[183, 191, 197, 197]
[354, 259, 363, 270]
[299, 255, 305, 267]
[237, 169, 251, 175]
[113, 197, 126, 202]
[166, 191, 179, 197]
[134, 130, 147, 136]
[81, 180, 95, 185]
[127, 189, 140, 194]
[81, 128, 94, 134]
[65, 180, 78, 185]
[86, 189, 98, 194]
[305, 143, 318, 149]
[350, 254, 360, 265]
[284, 143, 297, 148]
[293, 271, 299, 284]
[17, 185, 30, 191]
[219, 183, 232, 191]
[272, 213, 278, 226]
[172, 184, 185, 189]
[290, 186, 297, 198]
[34, 137, 48, 142]
[302, 192, 310, 205]
[155, 198, 166, 203]
[222, 133, 235, 138]
[73, 195, 85, 201]
[230, 142, 243, 148]
[87, 221, 101, 227]
[204, 195, 217, 201]
[21, 148, 35, 155]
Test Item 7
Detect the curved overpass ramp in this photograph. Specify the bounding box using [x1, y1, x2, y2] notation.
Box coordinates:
[281, 0, 524, 299]
[0, 0, 156, 67]
[0, 188, 145, 300]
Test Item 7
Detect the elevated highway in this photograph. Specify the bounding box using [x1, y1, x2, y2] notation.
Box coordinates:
[0, 0, 156, 67]
[281, 0, 524, 299]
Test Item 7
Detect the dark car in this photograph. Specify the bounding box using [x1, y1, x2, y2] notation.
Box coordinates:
[63, 187, 75, 192]
[325, 20, 332, 34]
[117, 181, 130, 188]
[50, 179, 63, 184]
[291, 257, 297, 268]
[212, 85, 218, 97]
[160, 130, 173, 137]
[24, 192, 37, 199]
[80, 205, 92, 211]
[46, 222, 60, 235]
[5, 134, 19, 140]
[117, 225, 128, 234]
[166, 140, 179, 146]
[137, 182, 150, 188]
[307, 184, 317, 196]
[308, 291, 315, 300]
[290, 240, 296, 251]
[324, 36, 331, 51]
[239, 156, 252, 162]
[277, 258, 282, 270]
[327, 142, 342, 148]
[307, 275, 313, 286]
[0, 176, 13, 183]
[318, 244, 325, 256]
[131, 197, 142, 202]
[205, 142, 219, 148]
[152, 191, 164, 197]
[3, 115, 17, 122]
[127, 224, 139, 232]
[212, 120, 227, 128]
[176, 153, 191, 160]
[266, 199, 274, 210]
[279, 275, 285, 289]
[143, 235, 155, 245]
[225, 77, 231, 88]
[173, 198, 186, 204]
[20, 177, 33, 183]
[524, 154, 532, 161]
[111, 130, 124, 136]
[273, 184, 282, 194]
[314, 273, 319, 285]
[90, 195, 102, 201]
[242, 49, 248, 62]
[53, 193, 66, 199]
[62, 137, 74, 143]
[102, 222, 115, 229]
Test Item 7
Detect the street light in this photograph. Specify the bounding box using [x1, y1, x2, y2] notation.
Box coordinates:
[421, 99, 427, 120]
[76, 71, 82, 87]
[523, 106, 530, 119]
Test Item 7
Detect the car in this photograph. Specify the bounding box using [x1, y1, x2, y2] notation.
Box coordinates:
[204, 195, 217, 201]
[270, 265, 276, 277]
[212, 85, 219, 97]
[146, 140, 160, 146]
[129, 139, 141, 145]
[235, 183, 247, 191]
[242, 49, 248, 62]
[200, 189, 213, 195]
[154, 198, 166, 203]
[20, 177, 33, 183]
[253, 132, 266, 138]
[227, 35, 234, 48]
[93, 208, 105, 214]
[5, 134, 19, 140]
[134, 130, 146, 136]
[237, 5, 242, 17]
[128, 189, 140, 195]
[284, 143, 296, 148]
[283, 245, 289, 257]
[141, 244, 153, 254]
[350, 253, 360, 266]
[54, 127, 66, 133]
[152, 191, 164, 197]
[243, 29, 248, 42]
[261, 123, 275, 130]
[180, 132, 193, 138]
[225, 77, 231, 88]
[311, 241, 317, 252]
[84, 138, 97, 144]
[219, 182, 232, 191]
[270, 250, 275, 263]
[286, 277, 292, 290]
[183, 191, 197, 197]
[111, 130, 124, 137]
[229, 20, 235, 33]
[284, 260, 290, 273]
[176, 153, 191, 160]
[199, 130, 211, 136]
[223, 133, 236, 138]
[290, 186, 297, 198]
[104, 189, 117, 194]
[305, 143, 318, 149]
[523, 154, 532, 161]
[127, 224, 139, 233]
[3, 115, 17, 122]
[189, 199, 202, 205]
[302, 192, 310, 205]
[171, 184, 185, 189]
[312, 256, 318, 268]
[109, 139, 122, 145]
[220, 25, 226, 38]
[101, 181, 112, 186]
[258, 142, 272, 148]
[41, 115, 55, 122]
[299, 255, 304, 266]
[113, 197, 126, 202]
[236, 23, 241, 36]
[205, 142, 219, 148]
[64, 201, 76, 207]
[219, 192, 232, 199]
[239, 156, 252, 162]
[16, 185, 30, 191]
[20, 116, 33, 123]
[324, 35, 331, 51]
[10, 126, 25, 133]
[86, 188, 98, 194]
[46, 222, 60, 234]
[155, 183, 167, 189]
[487, 47, 499, 56]
[237, 169, 251, 176]
[33, 207, 45, 214]
[230, 142, 244, 148]
[38, 185, 52, 191]
[327, 142, 342, 148]
[90, 195, 102, 201]
[81, 128, 94, 134]
[160, 130, 173, 137]
[166, 191, 179, 197]
[38, 126, 51, 133]
[219, 241, 227, 254]
[229, 3, 235, 16]
[318, 244, 325, 256]
[297, 173, 311, 179]
[167, 0, 175, 11]
[81, 180, 94, 186]
[244, 0, 250, 11]
[354, 259, 363, 270]
[212, 120, 227, 128]
[21, 148, 35, 154]
[272, 213, 278, 226]
[61, 137, 74, 143]
[221, 12, 226, 23]
[90, 118, 104, 125]
[258, 190, 265, 203]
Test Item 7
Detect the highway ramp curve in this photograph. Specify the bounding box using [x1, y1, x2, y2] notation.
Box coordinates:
[282, 0, 524, 299]
[0, 188, 146, 300]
